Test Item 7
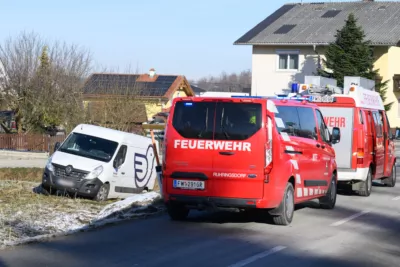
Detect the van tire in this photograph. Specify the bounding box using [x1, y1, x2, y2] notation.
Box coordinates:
[272, 182, 295, 226]
[167, 202, 189, 221]
[384, 163, 396, 187]
[319, 174, 337, 209]
[94, 183, 110, 201]
[358, 168, 372, 197]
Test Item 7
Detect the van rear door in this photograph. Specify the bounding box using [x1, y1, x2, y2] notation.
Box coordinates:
[166, 100, 216, 197]
[166, 98, 265, 199]
[211, 100, 265, 199]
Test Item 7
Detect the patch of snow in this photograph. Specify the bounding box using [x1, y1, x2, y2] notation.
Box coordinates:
[1, 191, 164, 250]
[96, 191, 161, 220]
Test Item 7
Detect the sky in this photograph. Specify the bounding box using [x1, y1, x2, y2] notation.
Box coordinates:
[0, 0, 370, 81]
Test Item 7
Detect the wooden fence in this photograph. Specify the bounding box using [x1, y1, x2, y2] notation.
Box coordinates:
[0, 134, 66, 153]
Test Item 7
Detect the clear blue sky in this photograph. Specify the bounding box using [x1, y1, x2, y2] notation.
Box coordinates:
[0, 0, 334, 80]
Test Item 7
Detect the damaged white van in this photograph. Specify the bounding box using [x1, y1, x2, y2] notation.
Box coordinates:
[41, 124, 158, 201]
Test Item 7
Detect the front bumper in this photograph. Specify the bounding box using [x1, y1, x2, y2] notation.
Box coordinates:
[337, 167, 369, 182]
[42, 167, 103, 198]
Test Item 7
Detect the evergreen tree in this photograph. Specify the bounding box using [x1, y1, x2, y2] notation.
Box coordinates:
[317, 13, 393, 111]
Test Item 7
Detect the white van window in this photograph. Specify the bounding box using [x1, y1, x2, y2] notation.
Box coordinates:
[59, 133, 119, 162]
[114, 145, 127, 168]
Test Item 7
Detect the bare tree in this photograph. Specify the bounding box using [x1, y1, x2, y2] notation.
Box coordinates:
[192, 69, 252, 92]
[0, 31, 92, 134]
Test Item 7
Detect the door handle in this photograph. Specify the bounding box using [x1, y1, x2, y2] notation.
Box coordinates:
[219, 151, 235, 156]
[121, 172, 125, 175]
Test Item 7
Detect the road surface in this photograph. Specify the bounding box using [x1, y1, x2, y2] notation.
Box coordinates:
[1, 174, 400, 266]
[1, 145, 400, 266]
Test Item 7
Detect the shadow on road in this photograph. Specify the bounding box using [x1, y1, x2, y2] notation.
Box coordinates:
[1, 202, 400, 266]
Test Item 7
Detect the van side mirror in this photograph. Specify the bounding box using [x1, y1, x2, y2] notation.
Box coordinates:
[54, 142, 61, 152]
[331, 127, 341, 144]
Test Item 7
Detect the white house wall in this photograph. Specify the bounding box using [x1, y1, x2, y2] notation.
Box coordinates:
[251, 45, 320, 96]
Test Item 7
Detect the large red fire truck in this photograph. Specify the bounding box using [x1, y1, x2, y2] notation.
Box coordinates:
[299, 76, 396, 197]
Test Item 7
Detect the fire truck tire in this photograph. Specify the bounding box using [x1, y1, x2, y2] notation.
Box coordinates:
[319, 174, 337, 209]
[167, 202, 189, 221]
[358, 168, 372, 197]
[272, 182, 295, 226]
[384, 163, 396, 187]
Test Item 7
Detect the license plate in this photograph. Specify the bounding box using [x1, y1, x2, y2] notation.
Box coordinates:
[173, 180, 205, 190]
[58, 179, 74, 187]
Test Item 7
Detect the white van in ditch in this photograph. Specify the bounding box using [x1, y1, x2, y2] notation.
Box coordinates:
[41, 124, 158, 201]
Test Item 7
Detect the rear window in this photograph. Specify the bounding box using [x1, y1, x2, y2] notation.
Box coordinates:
[275, 106, 318, 140]
[172, 101, 262, 140]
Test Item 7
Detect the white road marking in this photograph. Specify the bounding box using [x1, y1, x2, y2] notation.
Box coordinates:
[392, 196, 400, 200]
[330, 210, 371, 227]
[228, 246, 287, 267]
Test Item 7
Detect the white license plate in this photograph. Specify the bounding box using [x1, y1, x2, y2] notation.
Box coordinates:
[58, 179, 74, 187]
[173, 180, 205, 190]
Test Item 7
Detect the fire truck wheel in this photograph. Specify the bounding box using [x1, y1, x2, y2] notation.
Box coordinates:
[167, 202, 189, 221]
[384, 163, 396, 187]
[272, 182, 295, 226]
[319, 174, 337, 209]
[358, 168, 372, 197]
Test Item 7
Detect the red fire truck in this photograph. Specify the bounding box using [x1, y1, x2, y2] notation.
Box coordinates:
[299, 76, 396, 197]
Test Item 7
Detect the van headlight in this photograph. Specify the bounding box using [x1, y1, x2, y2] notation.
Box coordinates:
[46, 157, 54, 172]
[85, 165, 103, 179]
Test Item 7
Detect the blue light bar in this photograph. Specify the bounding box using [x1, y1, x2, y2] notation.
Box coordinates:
[184, 102, 193, 106]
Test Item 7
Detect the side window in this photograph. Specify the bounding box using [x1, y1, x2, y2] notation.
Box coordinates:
[358, 109, 364, 125]
[297, 107, 318, 140]
[372, 112, 383, 137]
[315, 109, 330, 143]
[114, 145, 127, 168]
[274, 106, 300, 137]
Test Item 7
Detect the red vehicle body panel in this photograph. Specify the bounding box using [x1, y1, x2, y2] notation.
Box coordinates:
[309, 92, 396, 183]
[162, 96, 338, 210]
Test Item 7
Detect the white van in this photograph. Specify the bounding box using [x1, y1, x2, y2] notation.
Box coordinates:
[41, 124, 158, 201]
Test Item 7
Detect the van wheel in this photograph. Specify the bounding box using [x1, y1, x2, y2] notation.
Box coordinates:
[167, 202, 189, 221]
[94, 183, 109, 201]
[319, 174, 337, 209]
[384, 163, 396, 187]
[358, 168, 372, 197]
[271, 182, 295, 226]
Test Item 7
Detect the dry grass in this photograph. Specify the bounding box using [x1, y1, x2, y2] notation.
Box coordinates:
[0, 168, 112, 246]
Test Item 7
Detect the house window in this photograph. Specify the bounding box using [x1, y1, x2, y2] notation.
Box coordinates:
[277, 51, 299, 71]
[393, 75, 400, 91]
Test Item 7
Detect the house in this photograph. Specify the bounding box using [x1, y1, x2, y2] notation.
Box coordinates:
[234, 0, 400, 126]
[82, 69, 195, 124]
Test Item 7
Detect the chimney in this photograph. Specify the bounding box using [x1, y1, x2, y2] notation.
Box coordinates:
[149, 68, 156, 78]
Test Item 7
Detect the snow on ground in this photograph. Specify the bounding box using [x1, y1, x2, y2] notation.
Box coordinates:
[0, 189, 163, 249]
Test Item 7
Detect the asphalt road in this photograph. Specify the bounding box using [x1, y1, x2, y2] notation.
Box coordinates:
[1, 174, 400, 266]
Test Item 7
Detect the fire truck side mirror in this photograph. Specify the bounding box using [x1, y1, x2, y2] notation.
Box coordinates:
[331, 127, 341, 144]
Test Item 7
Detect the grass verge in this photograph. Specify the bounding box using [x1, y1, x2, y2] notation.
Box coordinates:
[0, 167, 163, 248]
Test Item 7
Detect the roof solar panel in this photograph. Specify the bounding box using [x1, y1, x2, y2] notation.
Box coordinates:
[274, 24, 296, 34]
[321, 10, 341, 18]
